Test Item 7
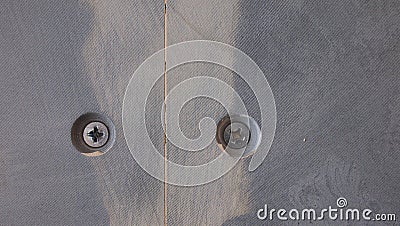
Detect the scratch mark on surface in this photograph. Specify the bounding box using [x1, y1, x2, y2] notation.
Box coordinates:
[163, 0, 168, 225]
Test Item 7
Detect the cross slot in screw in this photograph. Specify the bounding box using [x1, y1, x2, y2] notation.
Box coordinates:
[83, 122, 109, 148]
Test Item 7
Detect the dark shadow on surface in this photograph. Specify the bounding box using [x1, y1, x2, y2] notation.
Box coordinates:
[0, 1, 109, 224]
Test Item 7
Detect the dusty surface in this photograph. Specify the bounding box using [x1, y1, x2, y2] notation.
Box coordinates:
[0, 0, 399, 225]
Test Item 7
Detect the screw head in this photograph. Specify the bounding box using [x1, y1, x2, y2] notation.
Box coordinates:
[223, 122, 250, 149]
[216, 115, 261, 158]
[83, 121, 109, 148]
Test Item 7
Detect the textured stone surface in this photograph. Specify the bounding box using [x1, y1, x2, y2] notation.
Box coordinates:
[0, 0, 399, 225]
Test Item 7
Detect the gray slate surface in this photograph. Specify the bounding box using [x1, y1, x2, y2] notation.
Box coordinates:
[0, 0, 399, 225]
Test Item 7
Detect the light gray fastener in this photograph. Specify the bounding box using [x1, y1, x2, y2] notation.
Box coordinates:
[223, 122, 250, 149]
[71, 112, 115, 156]
[83, 121, 109, 148]
[216, 115, 261, 158]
